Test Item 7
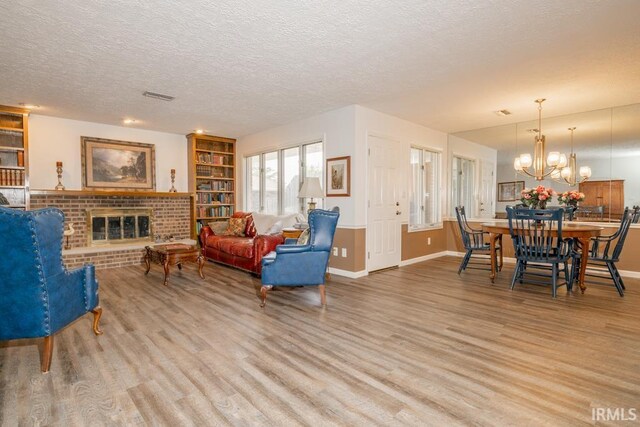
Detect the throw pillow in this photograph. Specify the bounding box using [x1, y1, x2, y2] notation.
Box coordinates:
[0, 193, 9, 206]
[209, 220, 230, 235]
[244, 214, 257, 237]
[227, 217, 247, 237]
[296, 228, 311, 245]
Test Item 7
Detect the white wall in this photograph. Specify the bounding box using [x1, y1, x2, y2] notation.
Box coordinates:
[447, 134, 498, 218]
[237, 105, 357, 226]
[353, 106, 449, 226]
[28, 115, 188, 192]
[238, 104, 498, 227]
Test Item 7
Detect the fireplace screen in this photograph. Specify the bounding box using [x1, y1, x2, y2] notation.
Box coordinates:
[88, 208, 153, 245]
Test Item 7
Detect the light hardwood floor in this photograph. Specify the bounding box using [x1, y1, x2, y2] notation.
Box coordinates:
[1, 257, 639, 426]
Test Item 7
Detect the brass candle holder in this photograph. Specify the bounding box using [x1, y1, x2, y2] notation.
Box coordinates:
[55, 161, 65, 190]
[169, 168, 177, 192]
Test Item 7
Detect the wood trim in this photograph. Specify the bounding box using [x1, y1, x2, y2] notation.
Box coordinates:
[0, 104, 30, 115]
[30, 189, 191, 197]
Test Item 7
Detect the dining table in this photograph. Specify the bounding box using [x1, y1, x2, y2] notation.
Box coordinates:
[481, 221, 603, 293]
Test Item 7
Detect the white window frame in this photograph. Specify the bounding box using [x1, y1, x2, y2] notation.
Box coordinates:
[451, 154, 477, 217]
[409, 146, 443, 231]
[244, 140, 324, 215]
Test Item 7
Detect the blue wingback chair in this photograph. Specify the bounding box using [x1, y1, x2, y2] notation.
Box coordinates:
[260, 208, 339, 307]
[0, 207, 102, 372]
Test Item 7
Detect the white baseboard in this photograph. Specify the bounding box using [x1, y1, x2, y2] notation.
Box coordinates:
[327, 267, 368, 279]
[399, 251, 449, 266]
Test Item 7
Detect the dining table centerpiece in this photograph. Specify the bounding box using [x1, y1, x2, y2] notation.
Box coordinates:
[558, 190, 585, 208]
[520, 185, 556, 209]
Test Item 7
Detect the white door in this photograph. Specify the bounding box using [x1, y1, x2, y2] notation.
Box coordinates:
[478, 160, 495, 218]
[367, 135, 402, 272]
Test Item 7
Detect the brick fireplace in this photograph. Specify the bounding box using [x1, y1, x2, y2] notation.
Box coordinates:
[30, 190, 193, 269]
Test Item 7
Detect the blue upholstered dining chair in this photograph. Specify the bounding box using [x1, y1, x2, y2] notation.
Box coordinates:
[506, 207, 573, 298]
[260, 208, 339, 307]
[0, 207, 102, 372]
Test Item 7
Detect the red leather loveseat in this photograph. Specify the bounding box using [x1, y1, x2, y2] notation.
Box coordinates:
[199, 212, 284, 275]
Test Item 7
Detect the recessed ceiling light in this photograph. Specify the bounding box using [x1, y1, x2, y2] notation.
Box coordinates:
[494, 109, 511, 116]
[195, 129, 205, 134]
[18, 103, 40, 109]
[123, 118, 137, 124]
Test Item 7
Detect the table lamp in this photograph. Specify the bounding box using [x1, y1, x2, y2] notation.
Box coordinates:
[298, 177, 324, 213]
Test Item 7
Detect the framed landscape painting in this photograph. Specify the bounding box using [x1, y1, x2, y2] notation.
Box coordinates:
[326, 156, 350, 197]
[81, 137, 155, 191]
[497, 180, 525, 201]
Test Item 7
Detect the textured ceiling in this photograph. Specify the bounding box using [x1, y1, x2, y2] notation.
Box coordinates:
[1, 0, 640, 137]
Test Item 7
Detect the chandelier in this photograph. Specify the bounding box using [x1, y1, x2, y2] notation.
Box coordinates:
[550, 127, 592, 186]
[514, 99, 566, 180]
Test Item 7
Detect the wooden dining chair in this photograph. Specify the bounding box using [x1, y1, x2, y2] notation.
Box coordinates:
[571, 207, 639, 296]
[454, 206, 502, 274]
[506, 207, 573, 298]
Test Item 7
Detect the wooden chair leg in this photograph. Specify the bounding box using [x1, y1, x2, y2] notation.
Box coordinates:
[91, 306, 104, 335]
[260, 285, 272, 307]
[41, 335, 54, 373]
[319, 284, 326, 306]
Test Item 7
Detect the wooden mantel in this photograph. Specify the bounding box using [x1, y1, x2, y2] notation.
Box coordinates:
[31, 189, 191, 198]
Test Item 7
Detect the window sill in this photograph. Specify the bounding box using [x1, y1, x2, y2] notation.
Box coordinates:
[407, 223, 443, 233]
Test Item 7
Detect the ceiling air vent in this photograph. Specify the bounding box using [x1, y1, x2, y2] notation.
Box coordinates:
[494, 109, 511, 116]
[143, 91, 175, 101]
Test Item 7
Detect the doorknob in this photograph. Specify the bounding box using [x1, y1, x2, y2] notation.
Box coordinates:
[396, 202, 400, 206]
[396, 210, 401, 215]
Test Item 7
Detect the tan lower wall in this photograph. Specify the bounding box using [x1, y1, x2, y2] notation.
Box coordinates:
[329, 227, 366, 272]
[401, 224, 447, 260]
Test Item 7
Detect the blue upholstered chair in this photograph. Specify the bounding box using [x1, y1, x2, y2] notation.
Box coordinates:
[507, 207, 573, 298]
[260, 208, 339, 307]
[0, 207, 102, 372]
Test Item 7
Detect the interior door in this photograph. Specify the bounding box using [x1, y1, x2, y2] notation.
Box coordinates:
[367, 135, 402, 272]
[478, 160, 495, 218]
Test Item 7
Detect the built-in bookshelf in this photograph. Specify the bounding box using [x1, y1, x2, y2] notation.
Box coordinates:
[187, 133, 236, 238]
[0, 105, 29, 210]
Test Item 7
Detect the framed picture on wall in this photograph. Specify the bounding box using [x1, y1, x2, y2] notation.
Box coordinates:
[81, 136, 156, 191]
[326, 156, 351, 197]
[497, 181, 525, 201]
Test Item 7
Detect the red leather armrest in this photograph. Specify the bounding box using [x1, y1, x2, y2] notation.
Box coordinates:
[253, 234, 285, 266]
[199, 225, 214, 247]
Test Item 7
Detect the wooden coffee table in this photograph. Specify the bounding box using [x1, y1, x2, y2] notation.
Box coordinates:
[144, 243, 205, 286]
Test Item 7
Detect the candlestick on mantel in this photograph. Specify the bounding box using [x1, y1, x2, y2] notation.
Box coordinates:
[169, 168, 177, 192]
[55, 161, 65, 190]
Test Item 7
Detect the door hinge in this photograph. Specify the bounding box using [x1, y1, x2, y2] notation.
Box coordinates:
[368, 200, 370, 208]
[368, 252, 370, 259]
[368, 148, 371, 156]
[421, 165, 425, 170]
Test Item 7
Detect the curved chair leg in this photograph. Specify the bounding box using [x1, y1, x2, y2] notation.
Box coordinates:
[260, 285, 272, 307]
[41, 335, 54, 373]
[319, 284, 326, 306]
[91, 306, 104, 335]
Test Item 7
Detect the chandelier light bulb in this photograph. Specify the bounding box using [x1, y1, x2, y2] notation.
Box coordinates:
[550, 169, 562, 179]
[561, 167, 572, 179]
[513, 157, 523, 171]
[519, 153, 532, 168]
[558, 154, 567, 168]
[547, 151, 560, 167]
[579, 166, 592, 178]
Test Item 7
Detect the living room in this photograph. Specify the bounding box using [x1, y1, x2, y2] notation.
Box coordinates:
[2, 1, 640, 425]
